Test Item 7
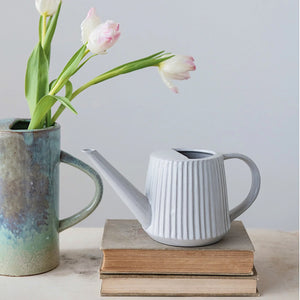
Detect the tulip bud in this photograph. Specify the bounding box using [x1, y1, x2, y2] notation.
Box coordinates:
[35, 0, 61, 16]
[81, 8, 120, 55]
[81, 8, 101, 44]
[87, 21, 120, 54]
[159, 55, 196, 93]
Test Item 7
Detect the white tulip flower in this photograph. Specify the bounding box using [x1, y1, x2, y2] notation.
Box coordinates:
[35, 0, 61, 16]
[159, 55, 196, 93]
[81, 8, 120, 54]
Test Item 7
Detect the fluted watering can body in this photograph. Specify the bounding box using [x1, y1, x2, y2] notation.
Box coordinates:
[84, 148, 260, 246]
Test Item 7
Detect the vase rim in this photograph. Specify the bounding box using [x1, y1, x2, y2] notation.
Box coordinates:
[0, 118, 60, 132]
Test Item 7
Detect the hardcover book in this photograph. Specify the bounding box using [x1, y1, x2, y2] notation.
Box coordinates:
[100, 270, 259, 297]
[100, 219, 255, 275]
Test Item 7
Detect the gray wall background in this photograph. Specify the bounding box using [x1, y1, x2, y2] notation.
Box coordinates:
[0, 0, 298, 230]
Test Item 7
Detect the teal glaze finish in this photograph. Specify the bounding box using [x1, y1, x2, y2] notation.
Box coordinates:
[0, 119, 103, 276]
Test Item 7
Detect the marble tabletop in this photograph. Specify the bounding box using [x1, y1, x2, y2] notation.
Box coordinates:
[0, 227, 298, 300]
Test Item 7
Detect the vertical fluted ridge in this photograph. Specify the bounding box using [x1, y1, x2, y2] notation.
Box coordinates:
[146, 156, 230, 241]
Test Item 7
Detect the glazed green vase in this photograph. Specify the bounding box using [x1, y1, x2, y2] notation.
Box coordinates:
[0, 119, 103, 276]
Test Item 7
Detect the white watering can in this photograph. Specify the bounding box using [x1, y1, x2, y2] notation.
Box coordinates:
[83, 148, 260, 246]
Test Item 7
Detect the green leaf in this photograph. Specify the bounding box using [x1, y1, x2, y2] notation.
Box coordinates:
[51, 51, 174, 124]
[50, 45, 87, 95]
[28, 95, 77, 129]
[46, 16, 53, 30]
[25, 43, 49, 117]
[93, 51, 172, 79]
[65, 81, 73, 99]
[88, 51, 174, 86]
[43, 1, 62, 60]
[49, 79, 73, 98]
[49, 80, 56, 91]
[74, 54, 97, 74]
[50, 80, 73, 123]
[39, 16, 43, 43]
[58, 45, 87, 79]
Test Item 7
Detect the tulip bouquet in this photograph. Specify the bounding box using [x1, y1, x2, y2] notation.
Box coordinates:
[27, 0, 196, 130]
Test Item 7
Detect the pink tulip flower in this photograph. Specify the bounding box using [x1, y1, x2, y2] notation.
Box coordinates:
[159, 55, 196, 93]
[35, 0, 60, 16]
[81, 8, 120, 55]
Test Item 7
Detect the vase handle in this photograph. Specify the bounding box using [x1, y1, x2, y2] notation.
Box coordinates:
[223, 153, 261, 222]
[58, 151, 103, 232]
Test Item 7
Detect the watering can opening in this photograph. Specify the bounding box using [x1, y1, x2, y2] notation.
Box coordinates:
[174, 149, 216, 160]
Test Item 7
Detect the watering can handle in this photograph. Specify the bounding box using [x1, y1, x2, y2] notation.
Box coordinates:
[58, 151, 103, 232]
[223, 153, 261, 222]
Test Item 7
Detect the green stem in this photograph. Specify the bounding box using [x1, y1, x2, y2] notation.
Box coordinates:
[41, 13, 47, 47]
[41, 13, 51, 127]
[50, 51, 173, 124]
[51, 70, 120, 124]
[51, 67, 147, 124]
[49, 78, 65, 96]
[49, 48, 89, 98]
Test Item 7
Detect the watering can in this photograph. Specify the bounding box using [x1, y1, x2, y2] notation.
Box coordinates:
[84, 148, 260, 246]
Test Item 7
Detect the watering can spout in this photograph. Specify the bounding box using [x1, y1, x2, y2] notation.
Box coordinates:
[82, 149, 152, 229]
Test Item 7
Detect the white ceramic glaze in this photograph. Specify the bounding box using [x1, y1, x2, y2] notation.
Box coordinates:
[84, 148, 261, 246]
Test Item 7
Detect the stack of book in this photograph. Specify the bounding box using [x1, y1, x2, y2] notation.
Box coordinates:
[100, 219, 259, 297]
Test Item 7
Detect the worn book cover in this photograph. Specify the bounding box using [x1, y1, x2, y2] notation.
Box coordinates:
[101, 219, 255, 275]
[100, 268, 259, 297]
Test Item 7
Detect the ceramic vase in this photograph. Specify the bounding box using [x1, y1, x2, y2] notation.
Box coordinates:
[0, 119, 103, 276]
